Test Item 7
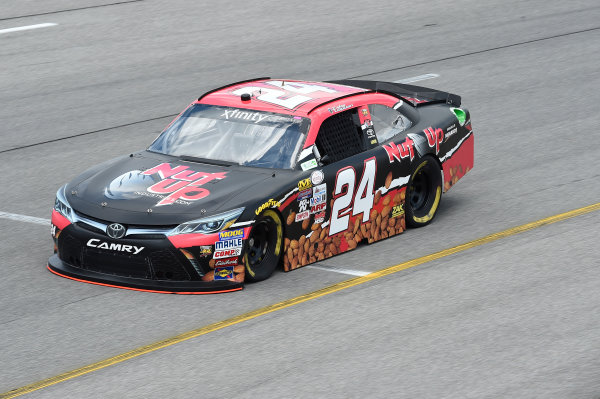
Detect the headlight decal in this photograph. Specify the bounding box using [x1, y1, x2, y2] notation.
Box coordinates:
[167, 226, 252, 249]
[167, 207, 245, 236]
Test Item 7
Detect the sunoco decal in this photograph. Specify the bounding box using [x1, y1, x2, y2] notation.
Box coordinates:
[214, 266, 234, 280]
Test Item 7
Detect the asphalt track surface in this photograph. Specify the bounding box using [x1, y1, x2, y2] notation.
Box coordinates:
[1, 1, 599, 397]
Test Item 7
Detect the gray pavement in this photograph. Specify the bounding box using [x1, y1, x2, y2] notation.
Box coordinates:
[1, 0, 599, 397]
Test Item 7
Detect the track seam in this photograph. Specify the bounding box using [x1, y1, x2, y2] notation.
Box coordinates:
[2, 26, 598, 155]
[349, 26, 600, 78]
[0, 115, 175, 155]
[0, 0, 144, 22]
[2, 202, 599, 399]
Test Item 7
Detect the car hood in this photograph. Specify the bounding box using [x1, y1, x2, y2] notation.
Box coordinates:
[66, 151, 273, 225]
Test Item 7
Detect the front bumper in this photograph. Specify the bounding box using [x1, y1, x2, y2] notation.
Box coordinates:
[49, 209, 246, 294]
[48, 255, 242, 294]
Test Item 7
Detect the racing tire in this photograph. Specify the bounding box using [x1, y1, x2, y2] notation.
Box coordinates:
[244, 209, 283, 282]
[405, 155, 442, 228]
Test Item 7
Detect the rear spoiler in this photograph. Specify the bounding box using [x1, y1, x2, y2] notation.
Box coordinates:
[327, 80, 461, 107]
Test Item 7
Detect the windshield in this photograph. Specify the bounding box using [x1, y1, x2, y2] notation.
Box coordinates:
[148, 104, 310, 169]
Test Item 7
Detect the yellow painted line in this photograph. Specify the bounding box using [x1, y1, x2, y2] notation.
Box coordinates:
[2, 201, 599, 398]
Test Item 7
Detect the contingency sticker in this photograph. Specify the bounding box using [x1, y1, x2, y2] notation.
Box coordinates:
[214, 266, 234, 280]
[301, 159, 318, 171]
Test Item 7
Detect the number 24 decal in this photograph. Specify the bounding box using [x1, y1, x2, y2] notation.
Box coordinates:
[232, 81, 336, 109]
[330, 158, 377, 236]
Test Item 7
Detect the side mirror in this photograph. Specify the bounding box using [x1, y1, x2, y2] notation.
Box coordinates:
[319, 154, 331, 165]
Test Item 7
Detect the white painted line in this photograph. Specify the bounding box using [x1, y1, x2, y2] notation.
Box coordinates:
[306, 264, 370, 277]
[394, 73, 440, 84]
[0, 211, 50, 225]
[0, 23, 57, 35]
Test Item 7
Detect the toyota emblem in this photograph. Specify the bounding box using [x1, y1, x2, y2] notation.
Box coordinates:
[106, 223, 126, 239]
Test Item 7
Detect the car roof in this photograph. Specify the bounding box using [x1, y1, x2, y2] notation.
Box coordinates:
[196, 78, 368, 116]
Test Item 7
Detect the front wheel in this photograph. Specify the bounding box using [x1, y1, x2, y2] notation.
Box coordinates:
[405, 155, 442, 228]
[244, 209, 283, 282]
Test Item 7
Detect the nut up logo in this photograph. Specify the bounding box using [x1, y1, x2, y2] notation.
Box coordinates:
[383, 137, 415, 163]
[423, 127, 445, 154]
[141, 163, 227, 206]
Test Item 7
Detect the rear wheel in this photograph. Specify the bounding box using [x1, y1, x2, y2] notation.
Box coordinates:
[405, 155, 442, 228]
[244, 209, 283, 282]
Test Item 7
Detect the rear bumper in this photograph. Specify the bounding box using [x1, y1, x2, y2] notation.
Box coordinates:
[47, 254, 243, 294]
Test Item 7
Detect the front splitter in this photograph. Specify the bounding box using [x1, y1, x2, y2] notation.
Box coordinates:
[47, 254, 243, 294]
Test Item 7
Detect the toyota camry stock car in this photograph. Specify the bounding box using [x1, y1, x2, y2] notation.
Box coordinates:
[49, 78, 474, 294]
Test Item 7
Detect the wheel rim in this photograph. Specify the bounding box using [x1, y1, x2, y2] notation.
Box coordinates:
[247, 220, 270, 267]
[409, 168, 430, 211]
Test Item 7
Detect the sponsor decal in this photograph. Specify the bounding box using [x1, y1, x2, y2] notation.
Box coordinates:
[215, 238, 243, 250]
[314, 211, 325, 224]
[220, 109, 269, 123]
[141, 163, 227, 207]
[310, 194, 326, 207]
[297, 188, 312, 200]
[445, 124, 458, 141]
[423, 127, 444, 154]
[313, 183, 326, 196]
[328, 104, 353, 114]
[298, 198, 310, 213]
[214, 257, 238, 267]
[301, 159, 318, 171]
[361, 108, 369, 116]
[198, 246, 212, 257]
[298, 178, 312, 191]
[51, 224, 57, 237]
[255, 199, 280, 215]
[219, 229, 245, 240]
[370, 138, 378, 145]
[213, 247, 242, 259]
[311, 170, 324, 185]
[295, 210, 310, 222]
[214, 266, 234, 280]
[392, 204, 404, 218]
[311, 203, 326, 214]
[86, 238, 144, 255]
[383, 136, 415, 163]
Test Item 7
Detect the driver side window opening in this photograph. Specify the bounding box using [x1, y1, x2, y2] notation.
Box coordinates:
[368, 104, 412, 143]
[315, 108, 366, 164]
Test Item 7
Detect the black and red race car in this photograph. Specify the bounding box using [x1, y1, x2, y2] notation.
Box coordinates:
[49, 78, 474, 294]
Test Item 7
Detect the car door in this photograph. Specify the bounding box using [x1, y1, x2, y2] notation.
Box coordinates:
[312, 105, 398, 241]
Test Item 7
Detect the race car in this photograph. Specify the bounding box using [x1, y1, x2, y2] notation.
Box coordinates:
[49, 78, 474, 294]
